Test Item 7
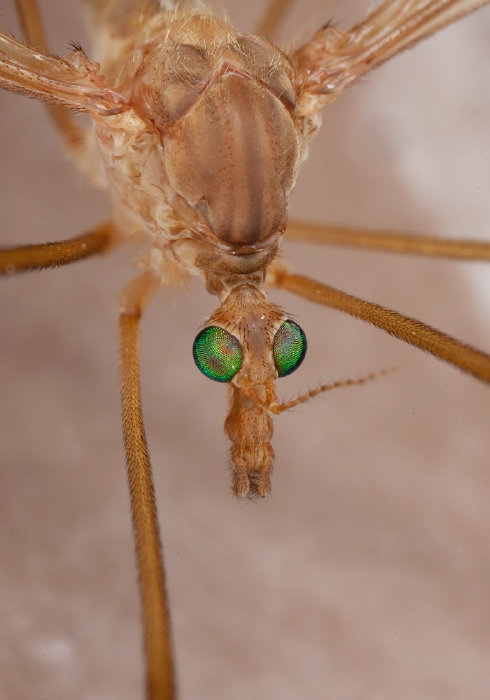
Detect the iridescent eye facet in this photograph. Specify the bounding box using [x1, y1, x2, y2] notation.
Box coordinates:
[273, 320, 307, 378]
[193, 326, 242, 382]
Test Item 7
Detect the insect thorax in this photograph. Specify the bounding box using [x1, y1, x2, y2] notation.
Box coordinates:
[92, 6, 306, 276]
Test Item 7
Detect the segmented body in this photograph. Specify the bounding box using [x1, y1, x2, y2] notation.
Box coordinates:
[81, 2, 316, 496]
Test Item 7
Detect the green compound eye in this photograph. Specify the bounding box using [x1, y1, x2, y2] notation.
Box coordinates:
[193, 326, 243, 382]
[273, 320, 307, 378]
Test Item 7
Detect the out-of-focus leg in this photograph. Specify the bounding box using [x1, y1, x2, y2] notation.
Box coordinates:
[256, 0, 294, 38]
[286, 219, 490, 261]
[15, 0, 85, 151]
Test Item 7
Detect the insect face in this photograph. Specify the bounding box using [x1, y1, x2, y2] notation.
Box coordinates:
[1, 1, 490, 698]
[192, 283, 307, 496]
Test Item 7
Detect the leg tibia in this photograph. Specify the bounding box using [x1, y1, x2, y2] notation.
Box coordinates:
[287, 219, 490, 262]
[0, 222, 114, 274]
[269, 268, 490, 385]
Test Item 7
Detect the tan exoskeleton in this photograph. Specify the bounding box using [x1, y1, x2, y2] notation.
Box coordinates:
[2, 0, 490, 697]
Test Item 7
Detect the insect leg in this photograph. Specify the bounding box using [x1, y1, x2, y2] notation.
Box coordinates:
[286, 219, 490, 262]
[14, 0, 84, 151]
[119, 271, 176, 700]
[0, 221, 114, 274]
[293, 0, 490, 111]
[268, 268, 490, 384]
[256, 0, 295, 37]
[0, 32, 126, 115]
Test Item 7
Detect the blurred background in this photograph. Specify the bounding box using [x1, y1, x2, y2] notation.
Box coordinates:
[1, 1, 490, 697]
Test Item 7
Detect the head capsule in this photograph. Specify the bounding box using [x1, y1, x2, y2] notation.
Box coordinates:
[192, 285, 306, 387]
[192, 284, 307, 498]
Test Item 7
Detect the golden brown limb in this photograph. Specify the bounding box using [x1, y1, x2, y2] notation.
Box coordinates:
[83, 0, 164, 34]
[293, 0, 490, 110]
[15, 0, 46, 48]
[256, 0, 295, 37]
[0, 222, 114, 274]
[0, 32, 127, 115]
[15, 0, 84, 150]
[270, 270, 490, 384]
[286, 219, 490, 261]
[269, 368, 393, 414]
[119, 272, 176, 700]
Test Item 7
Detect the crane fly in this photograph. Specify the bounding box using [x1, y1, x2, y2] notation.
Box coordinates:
[0, 0, 490, 696]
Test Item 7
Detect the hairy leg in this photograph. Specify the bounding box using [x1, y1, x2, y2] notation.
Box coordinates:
[0, 222, 114, 274]
[269, 267, 490, 384]
[119, 272, 176, 700]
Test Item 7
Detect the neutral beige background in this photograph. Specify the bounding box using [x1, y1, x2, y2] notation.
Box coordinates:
[1, 1, 490, 698]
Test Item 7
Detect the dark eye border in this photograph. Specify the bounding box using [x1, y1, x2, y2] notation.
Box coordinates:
[273, 320, 307, 378]
[193, 326, 243, 383]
